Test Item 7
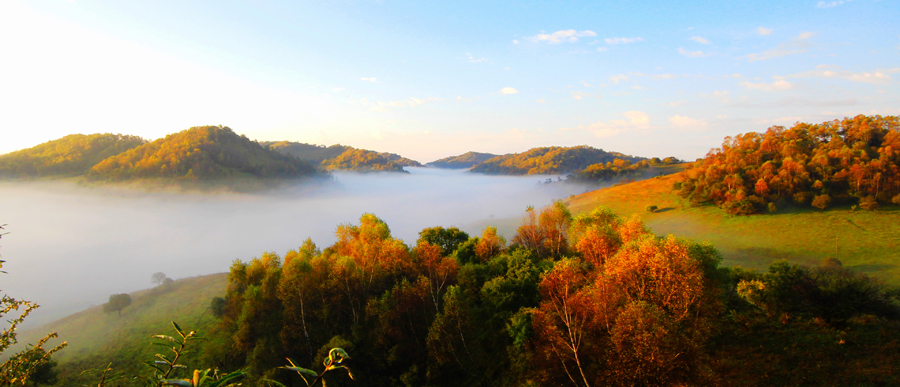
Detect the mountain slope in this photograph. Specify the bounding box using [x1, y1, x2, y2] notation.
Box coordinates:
[0, 134, 146, 178]
[564, 171, 900, 285]
[86, 126, 318, 181]
[427, 151, 498, 169]
[470, 146, 643, 175]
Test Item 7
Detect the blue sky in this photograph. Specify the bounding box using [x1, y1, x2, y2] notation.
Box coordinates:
[1, 0, 897, 162]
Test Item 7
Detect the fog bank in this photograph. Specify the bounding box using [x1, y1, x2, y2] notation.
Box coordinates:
[1, 167, 594, 326]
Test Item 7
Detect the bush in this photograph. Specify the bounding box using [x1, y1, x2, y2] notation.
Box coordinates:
[892, 194, 900, 206]
[723, 199, 759, 215]
[812, 194, 831, 210]
[646, 205, 658, 213]
[859, 196, 880, 211]
[793, 191, 812, 205]
[767, 202, 778, 213]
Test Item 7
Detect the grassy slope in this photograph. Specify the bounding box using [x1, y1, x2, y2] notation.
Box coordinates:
[564, 171, 900, 285]
[18, 273, 227, 380]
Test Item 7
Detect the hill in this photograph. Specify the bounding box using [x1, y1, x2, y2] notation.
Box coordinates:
[86, 126, 318, 181]
[0, 133, 146, 179]
[469, 145, 644, 175]
[564, 170, 900, 285]
[16, 273, 227, 384]
[426, 151, 499, 169]
[264, 141, 422, 172]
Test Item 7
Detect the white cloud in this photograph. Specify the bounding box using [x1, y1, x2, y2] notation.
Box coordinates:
[331, 87, 346, 92]
[758, 27, 773, 36]
[581, 81, 593, 87]
[536, 99, 546, 103]
[744, 32, 814, 61]
[690, 36, 710, 44]
[630, 85, 645, 90]
[669, 115, 708, 130]
[597, 47, 609, 52]
[529, 29, 597, 44]
[790, 65, 899, 85]
[500, 87, 519, 95]
[562, 111, 650, 138]
[570, 91, 598, 100]
[666, 100, 688, 107]
[605, 37, 645, 44]
[360, 77, 378, 82]
[513, 39, 519, 44]
[740, 80, 795, 91]
[817, 0, 853, 8]
[610, 74, 629, 84]
[677, 47, 712, 58]
[632, 72, 680, 80]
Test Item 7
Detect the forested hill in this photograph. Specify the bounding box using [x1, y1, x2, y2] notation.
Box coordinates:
[678, 114, 900, 215]
[426, 151, 499, 169]
[85, 126, 318, 181]
[469, 145, 644, 175]
[264, 141, 422, 172]
[0, 133, 146, 178]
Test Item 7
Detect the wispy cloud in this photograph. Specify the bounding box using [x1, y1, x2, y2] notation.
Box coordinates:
[360, 77, 378, 83]
[605, 37, 645, 44]
[668, 115, 708, 130]
[758, 27, 773, 36]
[562, 111, 650, 137]
[529, 30, 597, 44]
[817, 0, 853, 8]
[610, 74, 629, 84]
[499, 87, 519, 95]
[632, 72, 680, 80]
[466, 53, 489, 63]
[790, 65, 899, 85]
[596, 47, 609, 52]
[570, 91, 597, 100]
[744, 32, 814, 61]
[690, 36, 710, 44]
[677, 47, 712, 58]
[740, 79, 795, 91]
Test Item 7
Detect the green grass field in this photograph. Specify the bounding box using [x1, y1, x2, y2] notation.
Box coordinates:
[16, 273, 227, 381]
[564, 171, 900, 285]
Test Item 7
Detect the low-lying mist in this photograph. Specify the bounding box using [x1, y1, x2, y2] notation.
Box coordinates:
[1, 167, 596, 326]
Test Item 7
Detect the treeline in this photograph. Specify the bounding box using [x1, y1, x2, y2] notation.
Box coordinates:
[426, 151, 498, 169]
[0, 133, 145, 178]
[264, 141, 422, 173]
[469, 146, 644, 175]
[86, 126, 317, 181]
[567, 156, 682, 183]
[0, 127, 321, 182]
[199, 203, 900, 386]
[678, 114, 900, 214]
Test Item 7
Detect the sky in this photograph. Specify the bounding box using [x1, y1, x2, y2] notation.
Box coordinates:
[1, 0, 898, 162]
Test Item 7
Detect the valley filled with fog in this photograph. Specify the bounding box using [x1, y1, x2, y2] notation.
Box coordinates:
[1, 167, 594, 326]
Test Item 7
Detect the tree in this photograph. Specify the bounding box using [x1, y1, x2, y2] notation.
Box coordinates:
[151, 272, 168, 286]
[103, 294, 132, 317]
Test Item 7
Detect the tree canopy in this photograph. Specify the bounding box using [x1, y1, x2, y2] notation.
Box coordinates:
[0, 133, 145, 179]
[469, 146, 644, 175]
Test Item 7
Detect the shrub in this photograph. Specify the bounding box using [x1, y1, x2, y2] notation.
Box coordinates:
[812, 194, 831, 210]
[767, 202, 777, 213]
[892, 194, 900, 206]
[859, 196, 880, 211]
[646, 205, 658, 213]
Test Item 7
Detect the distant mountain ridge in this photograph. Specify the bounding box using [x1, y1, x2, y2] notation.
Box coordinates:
[469, 145, 644, 175]
[427, 151, 499, 169]
[263, 141, 422, 173]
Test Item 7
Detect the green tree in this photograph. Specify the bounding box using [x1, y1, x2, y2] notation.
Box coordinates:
[103, 293, 132, 317]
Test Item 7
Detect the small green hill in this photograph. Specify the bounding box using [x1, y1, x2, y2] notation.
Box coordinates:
[427, 151, 499, 169]
[264, 141, 422, 172]
[0, 133, 146, 179]
[17, 273, 228, 384]
[86, 126, 318, 181]
[469, 145, 644, 175]
[564, 170, 900, 285]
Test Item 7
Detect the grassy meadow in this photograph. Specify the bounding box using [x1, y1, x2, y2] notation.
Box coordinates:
[17, 273, 227, 382]
[564, 170, 900, 285]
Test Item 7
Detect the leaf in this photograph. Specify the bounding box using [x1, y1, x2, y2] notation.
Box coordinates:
[332, 365, 354, 380]
[261, 379, 288, 387]
[153, 335, 179, 343]
[172, 321, 186, 339]
[281, 366, 318, 379]
[160, 379, 193, 387]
